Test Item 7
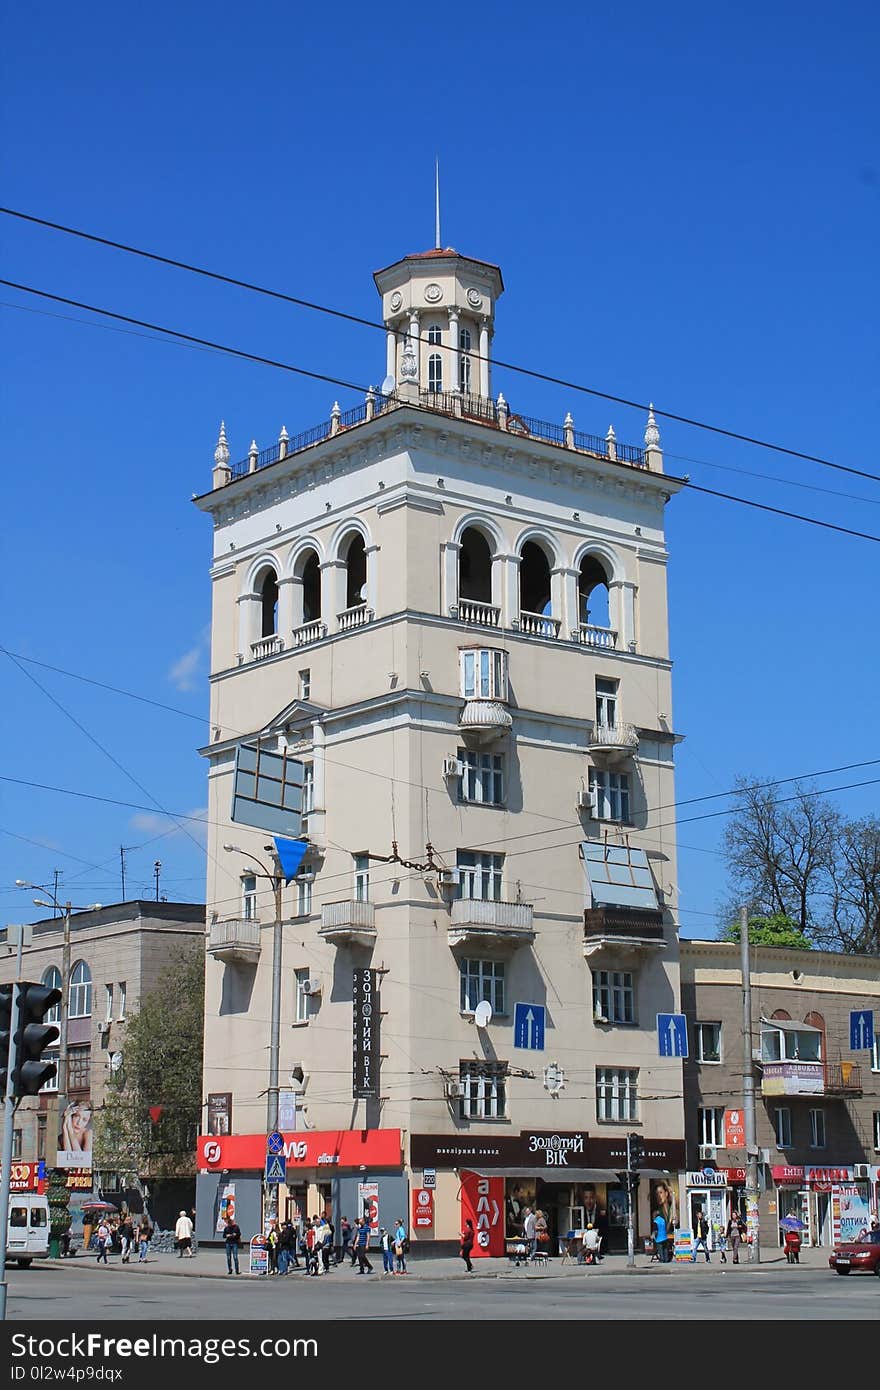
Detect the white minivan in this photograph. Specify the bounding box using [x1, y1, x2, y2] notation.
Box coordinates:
[7, 1193, 50, 1266]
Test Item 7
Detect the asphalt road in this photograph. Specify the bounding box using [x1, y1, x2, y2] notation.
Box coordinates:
[5, 1262, 877, 1321]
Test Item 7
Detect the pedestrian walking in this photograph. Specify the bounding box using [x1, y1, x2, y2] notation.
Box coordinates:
[340, 1216, 353, 1266]
[223, 1213, 242, 1275]
[651, 1210, 668, 1263]
[354, 1216, 373, 1274]
[95, 1220, 110, 1264]
[523, 1206, 537, 1260]
[783, 1228, 801, 1264]
[715, 1222, 728, 1264]
[322, 1217, 334, 1272]
[175, 1210, 194, 1257]
[266, 1218, 280, 1275]
[726, 1215, 743, 1264]
[380, 1227, 395, 1274]
[119, 1215, 134, 1264]
[460, 1218, 475, 1272]
[137, 1217, 152, 1263]
[279, 1219, 297, 1274]
[394, 1218, 408, 1274]
[692, 1210, 711, 1263]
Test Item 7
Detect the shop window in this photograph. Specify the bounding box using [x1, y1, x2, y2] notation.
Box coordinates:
[458, 749, 504, 807]
[773, 1107, 792, 1149]
[695, 1022, 722, 1063]
[456, 851, 503, 901]
[808, 1108, 826, 1149]
[596, 1067, 638, 1122]
[459, 958, 505, 1015]
[698, 1106, 725, 1147]
[459, 1061, 507, 1120]
[591, 970, 635, 1025]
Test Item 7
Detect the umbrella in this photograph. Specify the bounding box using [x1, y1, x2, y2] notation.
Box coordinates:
[779, 1215, 807, 1231]
[81, 1200, 118, 1212]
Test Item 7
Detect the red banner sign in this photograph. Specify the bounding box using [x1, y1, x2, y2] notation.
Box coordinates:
[807, 1167, 853, 1186]
[724, 1109, 745, 1149]
[65, 1169, 93, 1190]
[460, 1170, 505, 1259]
[720, 1167, 747, 1184]
[412, 1188, 434, 1229]
[771, 1165, 805, 1183]
[197, 1129, 401, 1173]
[2, 1163, 44, 1193]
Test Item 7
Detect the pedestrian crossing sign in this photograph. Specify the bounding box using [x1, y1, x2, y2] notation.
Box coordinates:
[265, 1153, 286, 1184]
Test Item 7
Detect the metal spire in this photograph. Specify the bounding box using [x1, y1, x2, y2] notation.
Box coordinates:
[435, 159, 441, 250]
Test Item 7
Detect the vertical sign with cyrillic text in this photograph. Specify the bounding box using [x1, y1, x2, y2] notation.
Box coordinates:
[352, 967, 380, 1099]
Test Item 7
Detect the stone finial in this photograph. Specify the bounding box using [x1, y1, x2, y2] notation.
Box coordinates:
[330, 400, 342, 435]
[606, 424, 616, 441]
[496, 392, 509, 430]
[644, 403, 661, 450]
[606, 424, 617, 462]
[365, 385, 376, 422]
[214, 420, 230, 469]
[278, 425, 290, 460]
[248, 439, 259, 473]
[563, 411, 575, 448]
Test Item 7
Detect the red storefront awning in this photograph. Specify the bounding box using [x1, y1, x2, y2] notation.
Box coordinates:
[197, 1129, 401, 1173]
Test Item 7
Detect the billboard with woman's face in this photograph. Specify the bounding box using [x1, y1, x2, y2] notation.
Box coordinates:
[57, 1101, 93, 1169]
[650, 1178, 679, 1230]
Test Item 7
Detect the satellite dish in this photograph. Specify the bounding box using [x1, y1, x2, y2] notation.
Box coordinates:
[473, 1000, 493, 1028]
[380, 374, 395, 397]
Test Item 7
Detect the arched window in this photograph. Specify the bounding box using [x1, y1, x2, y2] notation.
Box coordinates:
[427, 323, 442, 346]
[460, 327, 472, 394]
[578, 555, 611, 631]
[300, 551, 321, 624]
[69, 961, 92, 1019]
[344, 534, 367, 609]
[519, 541, 552, 617]
[259, 569, 279, 637]
[42, 966, 62, 1024]
[428, 354, 443, 393]
[459, 527, 493, 605]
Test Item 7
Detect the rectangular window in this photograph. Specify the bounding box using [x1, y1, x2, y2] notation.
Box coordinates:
[695, 1022, 722, 1063]
[808, 1108, 826, 1149]
[774, 1107, 792, 1149]
[459, 1061, 507, 1120]
[873, 1031, 880, 1072]
[459, 648, 507, 701]
[591, 970, 635, 1025]
[302, 762, 315, 816]
[354, 854, 370, 903]
[40, 1053, 58, 1093]
[761, 1027, 822, 1063]
[117, 983, 126, 1021]
[299, 668, 311, 702]
[68, 1045, 91, 1092]
[698, 1106, 725, 1147]
[595, 677, 619, 729]
[458, 749, 504, 807]
[456, 851, 503, 901]
[104, 984, 114, 1023]
[241, 875, 258, 921]
[11, 1130, 22, 1160]
[459, 959, 505, 1015]
[294, 968, 311, 1024]
[589, 769, 631, 822]
[596, 1067, 639, 1122]
[874, 1112, 880, 1150]
[36, 1116, 47, 1162]
[296, 875, 313, 919]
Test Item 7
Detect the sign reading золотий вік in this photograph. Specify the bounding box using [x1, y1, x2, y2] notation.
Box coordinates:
[352, 968, 380, 1099]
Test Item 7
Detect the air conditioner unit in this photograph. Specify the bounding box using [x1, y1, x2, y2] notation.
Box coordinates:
[443, 756, 464, 779]
[438, 868, 459, 888]
[98, 1020, 111, 1036]
[301, 978, 322, 996]
[854, 1163, 870, 1180]
[697, 1145, 716, 1162]
[445, 1079, 464, 1099]
[577, 787, 599, 816]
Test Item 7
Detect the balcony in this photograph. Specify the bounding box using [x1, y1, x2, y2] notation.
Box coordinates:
[459, 700, 512, 745]
[448, 898, 535, 948]
[582, 904, 666, 958]
[587, 723, 639, 763]
[824, 1062, 862, 1094]
[575, 623, 618, 650]
[337, 605, 374, 633]
[292, 620, 327, 649]
[250, 635, 283, 662]
[207, 917, 261, 965]
[456, 599, 500, 629]
[517, 610, 561, 639]
[319, 899, 377, 947]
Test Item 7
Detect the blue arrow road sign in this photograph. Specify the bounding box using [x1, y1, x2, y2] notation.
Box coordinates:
[267, 1130, 285, 1154]
[265, 1153, 286, 1185]
[850, 1009, 874, 1052]
[514, 1002, 545, 1051]
[657, 1013, 688, 1058]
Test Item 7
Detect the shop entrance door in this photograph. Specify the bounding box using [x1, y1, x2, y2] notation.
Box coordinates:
[776, 1187, 810, 1246]
[689, 1189, 726, 1249]
[814, 1189, 832, 1246]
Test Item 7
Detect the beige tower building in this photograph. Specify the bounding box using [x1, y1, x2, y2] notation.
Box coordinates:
[195, 235, 687, 1256]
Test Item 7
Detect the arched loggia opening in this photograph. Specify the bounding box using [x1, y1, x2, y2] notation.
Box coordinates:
[459, 528, 493, 604]
[578, 555, 611, 632]
[300, 550, 321, 623]
[519, 541, 557, 635]
[259, 569, 279, 637]
[344, 534, 367, 609]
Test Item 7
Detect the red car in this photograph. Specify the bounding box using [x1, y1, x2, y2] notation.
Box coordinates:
[828, 1229, 880, 1275]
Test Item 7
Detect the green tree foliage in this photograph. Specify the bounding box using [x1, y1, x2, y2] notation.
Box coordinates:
[722, 914, 813, 950]
[94, 945, 204, 1180]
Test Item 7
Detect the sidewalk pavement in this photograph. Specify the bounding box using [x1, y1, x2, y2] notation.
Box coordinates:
[46, 1242, 830, 1282]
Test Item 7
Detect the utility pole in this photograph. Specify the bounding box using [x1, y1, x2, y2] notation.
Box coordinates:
[741, 906, 761, 1264]
[58, 902, 72, 1102]
[625, 1134, 636, 1267]
[120, 846, 127, 901]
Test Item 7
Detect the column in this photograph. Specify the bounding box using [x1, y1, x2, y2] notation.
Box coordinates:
[320, 559, 345, 627]
[235, 591, 260, 661]
[496, 553, 520, 628]
[386, 330, 396, 384]
[442, 540, 462, 615]
[554, 567, 579, 638]
[610, 580, 637, 650]
[479, 319, 490, 398]
[277, 575, 297, 638]
[364, 543, 380, 614]
[448, 308, 460, 392]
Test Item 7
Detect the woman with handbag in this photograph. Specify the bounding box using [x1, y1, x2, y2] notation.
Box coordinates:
[534, 1209, 549, 1254]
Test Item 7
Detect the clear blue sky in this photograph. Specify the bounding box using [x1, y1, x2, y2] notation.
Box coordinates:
[2, 1, 878, 936]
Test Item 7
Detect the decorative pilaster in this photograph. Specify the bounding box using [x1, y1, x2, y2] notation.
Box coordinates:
[479, 319, 490, 398]
[442, 540, 462, 615]
[448, 308, 460, 392]
[386, 330, 396, 383]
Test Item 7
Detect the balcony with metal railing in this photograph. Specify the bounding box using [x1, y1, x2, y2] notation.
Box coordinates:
[448, 898, 535, 948]
[587, 722, 639, 762]
[207, 917, 262, 964]
[319, 899, 377, 947]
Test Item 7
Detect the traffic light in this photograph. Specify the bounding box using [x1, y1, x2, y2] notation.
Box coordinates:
[0, 983, 12, 1094]
[11, 981, 61, 1097]
[628, 1132, 645, 1171]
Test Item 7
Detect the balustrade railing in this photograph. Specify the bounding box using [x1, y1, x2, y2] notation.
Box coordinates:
[251, 635, 283, 661]
[457, 598, 500, 628]
[292, 620, 327, 648]
[575, 623, 618, 649]
[337, 605, 374, 633]
[518, 610, 561, 638]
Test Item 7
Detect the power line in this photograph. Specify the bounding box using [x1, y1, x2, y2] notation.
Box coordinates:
[2, 278, 878, 545]
[3, 204, 878, 483]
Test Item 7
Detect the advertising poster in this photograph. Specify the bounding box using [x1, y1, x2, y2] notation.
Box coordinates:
[358, 1181, 379, 1232]
[505, 1178, 536, 1237]
[650, 1178, 679, 1233]
[278, 1090, 299, 1131]
[461, 1170, 504, 1258]
[352, 968, 380, 1099]
[56, 1100, 93, 1170]
[724, 1108, 745, 1149]
[207, 1092, 232, 1136]
[216, 1183, 236, 1233]
[834, 1185, 870, 1244]
[412, 1188, 434, 1229]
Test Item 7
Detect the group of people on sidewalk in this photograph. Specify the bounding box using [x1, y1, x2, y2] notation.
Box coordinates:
[222, 1213, 409, 1277]
[93, 1214, 155, 1265]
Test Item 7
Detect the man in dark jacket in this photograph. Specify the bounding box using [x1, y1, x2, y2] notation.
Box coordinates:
[692, 1209, 711, 1263]
[354, 1217, 373, 1274]
[279, 1219, 299, 1274]
[223, 1214, 242, 1275]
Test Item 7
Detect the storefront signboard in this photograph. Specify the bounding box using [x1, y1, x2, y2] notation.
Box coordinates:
[761, 1062, 823, 1096]
[834, 1185, 870, 1244]
[720, 1168, 747, 1184]
[197, 1128, 401, 1172]
[352, 968, 380, 1099]
[358, 1182, 379, 1232]
[806, 1167, 854, 1186]
[249, 1236, 268, 1276]
[1, 1162, 45, 1193]
[65, 1169, 93, 1191]
[723, 1109, 745, 1148]
[686, 1171, 727, 1188]
[674, 1230, 693, 1261]
[771, 1165, 805, 1184]
[412, 1188, 434, 1228]
[410, 1132, 686, 1171]
[461, 1171, 505, 1258]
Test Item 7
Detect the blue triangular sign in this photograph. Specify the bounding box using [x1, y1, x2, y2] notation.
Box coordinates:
[274, 836, 309, 884]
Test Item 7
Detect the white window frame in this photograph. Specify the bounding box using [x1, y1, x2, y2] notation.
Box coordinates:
[354, 854, 370, 903]
[427, 323, 442, 346]
[294, 967, 311, 1024]
[42, 967, 62, 1025]
[68, 961, 92, 1019]
[459, 1061, 507, 1120]
[11, 1130, 22, 1160]
[872, 1031, 880, 1072]
[39, 1053, 59, 1093]
[299, 668, 311, 701]
[428, 353, 443, 392]
[459, 648, 507, 701]
[295, 875, 313, 919]
[873, 1111, 880, 1151]
[117, 982, 126, 1022]
[456, 851, 503, 901]
[595, 677, 618, 729]
[589, 769, 631, 823]
[104, 983, 114, 1024]
[591, 970, 635, 1025]
[458, 749, 504, 807]
[459, 327, 472, 393]
[774, 1107, 792, 1149]
[241, 875, 258, 921]
[459, 958, 506, 1015]
[302, 762, 315, 816]
[761, 1026, 822, 1063]
[596, 1067, 639, 1122]
[808, 1108, 826, 1149]
[698, 1106, 725, 1147]
[695, 1022, 722, 1064]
